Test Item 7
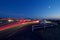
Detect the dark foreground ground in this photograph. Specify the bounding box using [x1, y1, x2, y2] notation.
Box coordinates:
[0, 24, 60, 40]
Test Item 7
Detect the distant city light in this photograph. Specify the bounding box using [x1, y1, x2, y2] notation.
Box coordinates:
[8, 19, 14, 22]
[32, 20, 39, 23]
[36, 20, 39, 23]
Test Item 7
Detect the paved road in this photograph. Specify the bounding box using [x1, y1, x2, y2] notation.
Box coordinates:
[0, 22, 60, 40]
[0, 21, 43, 40]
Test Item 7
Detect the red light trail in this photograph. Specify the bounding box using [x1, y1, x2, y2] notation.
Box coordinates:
[0, 19, 40, 31]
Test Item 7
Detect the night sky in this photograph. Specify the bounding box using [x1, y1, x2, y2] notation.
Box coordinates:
[0, 0, 60, 19]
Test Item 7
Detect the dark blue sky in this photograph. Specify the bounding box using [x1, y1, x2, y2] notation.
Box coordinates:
[0, 0, 60, 18]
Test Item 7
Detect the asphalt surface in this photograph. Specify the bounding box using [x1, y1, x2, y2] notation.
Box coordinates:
[0, 23, 44, 40]
[0, 23, 60, 40]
